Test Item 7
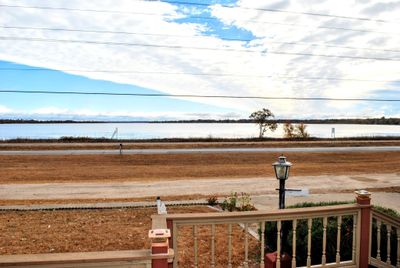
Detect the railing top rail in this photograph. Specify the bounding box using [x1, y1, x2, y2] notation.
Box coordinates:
[372, 207, 400, 228]
[162, 204, 360, 224]
[0, 249, 158, 266]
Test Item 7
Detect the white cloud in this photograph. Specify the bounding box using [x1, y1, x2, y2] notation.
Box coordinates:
[0, 105, 12, 113]
[0, 106, 242, 121]
[0, 0, 399, 119]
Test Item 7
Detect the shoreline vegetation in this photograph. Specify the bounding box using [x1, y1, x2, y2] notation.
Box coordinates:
[1, 136, 400, 143]
[1, 117, 400, 125]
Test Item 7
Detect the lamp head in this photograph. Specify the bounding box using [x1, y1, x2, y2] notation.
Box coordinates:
[272, 155, 292, 180]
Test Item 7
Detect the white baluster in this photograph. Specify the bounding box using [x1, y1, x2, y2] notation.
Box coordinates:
[336, 216, 342, 264]
[307, 219, 312, 267]
[292, 219, 297, 268]
[322, 217, 327, 266]
[261, 221, 265, 267]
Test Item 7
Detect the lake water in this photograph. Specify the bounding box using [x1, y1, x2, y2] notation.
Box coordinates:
[1, 123, 400, 140]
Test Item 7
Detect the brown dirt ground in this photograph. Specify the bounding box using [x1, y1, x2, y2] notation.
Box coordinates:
[1, 151, 400, 184]
[1, 139, 400, 150]
[0, 206, 258, 267]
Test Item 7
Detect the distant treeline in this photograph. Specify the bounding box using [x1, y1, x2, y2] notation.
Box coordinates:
[1, 117, 399, 125]
[3, 136, 400, 143]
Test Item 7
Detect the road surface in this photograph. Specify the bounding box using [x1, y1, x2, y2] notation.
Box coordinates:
[1, 146, 400, 155]
[1, 173, 399, 203]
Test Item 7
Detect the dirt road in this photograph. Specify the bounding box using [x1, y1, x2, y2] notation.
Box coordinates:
[1, 173, 398, 201]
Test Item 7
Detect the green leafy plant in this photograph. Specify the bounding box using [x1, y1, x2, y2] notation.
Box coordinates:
[221, 192, 238, 212]
[220, 192, 256, 212]
[237, 192, 256, 211]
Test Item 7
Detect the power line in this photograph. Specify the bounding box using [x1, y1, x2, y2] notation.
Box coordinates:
[2, 25, 400, 53]
[2, 1, 398, 25]
[0, 67, 396, 83]
[1, 36, 399, 62]
[0, 4, 398, 36]
[1, 90, 399, 102]
[147, 0, 400, 24]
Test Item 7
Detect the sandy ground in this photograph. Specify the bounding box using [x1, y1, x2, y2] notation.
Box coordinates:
[0, 173, 398, 199]
[0, 206, 260, 267]
[1, 149, 399, 209]
[1, 151, 400, 184]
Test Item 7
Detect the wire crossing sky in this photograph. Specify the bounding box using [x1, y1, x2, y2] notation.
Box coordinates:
[0, 0, 399, 121]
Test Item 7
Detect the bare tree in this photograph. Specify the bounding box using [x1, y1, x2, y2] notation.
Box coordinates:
[283, 122, 310, 138]
[295, 123, 310, 138]
[283, 122, 295, 138]
[249, 108, 277, 138]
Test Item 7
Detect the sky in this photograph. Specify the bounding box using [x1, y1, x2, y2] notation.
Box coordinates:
[0, 0, 400, 121]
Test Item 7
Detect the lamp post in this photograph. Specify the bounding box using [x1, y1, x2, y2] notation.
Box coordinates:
[272, 155, 292, 209]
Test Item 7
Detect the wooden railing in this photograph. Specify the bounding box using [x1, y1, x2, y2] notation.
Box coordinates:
[370, 208, 400, 268]
[0, 250, 157, 268]
[162, 204, 362, 268]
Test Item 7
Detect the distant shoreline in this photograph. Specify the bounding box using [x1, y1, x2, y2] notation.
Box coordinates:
[1, 136, 400, 143]
[1, 118, 400, 125]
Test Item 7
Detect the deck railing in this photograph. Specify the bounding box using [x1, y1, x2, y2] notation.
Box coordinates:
[162, 204, 361, 268]
[149, 190, 400, 268]
[370, 208, 400, 268]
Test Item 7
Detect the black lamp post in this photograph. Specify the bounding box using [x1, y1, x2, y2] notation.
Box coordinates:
[272, 156, 292, 209]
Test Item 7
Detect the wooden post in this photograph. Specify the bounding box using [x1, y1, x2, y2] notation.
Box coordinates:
[150, 216, 172, 268]
[355, 190, 371, 268]
[151, 240, 169, 268]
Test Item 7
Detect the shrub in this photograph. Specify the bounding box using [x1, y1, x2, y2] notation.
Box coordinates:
[207, 195, 219, 206]
[221, 192, 238, 212]
[220, 192, 256, 212]
[263, 201, 355, 266]
[261, 201, 399, 266]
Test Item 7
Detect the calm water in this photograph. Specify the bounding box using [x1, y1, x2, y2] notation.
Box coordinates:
[1, 123, 400, 140]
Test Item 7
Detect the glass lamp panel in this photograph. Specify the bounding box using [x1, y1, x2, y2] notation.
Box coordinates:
[285, 167, 290, 179]
[275, 165, 286, 180]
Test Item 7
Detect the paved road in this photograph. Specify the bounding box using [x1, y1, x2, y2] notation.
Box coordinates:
[1, 146, 400, 155]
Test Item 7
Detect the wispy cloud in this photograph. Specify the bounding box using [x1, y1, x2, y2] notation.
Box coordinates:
[0, 0, 399, 119]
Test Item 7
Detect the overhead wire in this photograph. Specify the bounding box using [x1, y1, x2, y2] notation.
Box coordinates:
[0, 4, 399, 36]
[0, 67, 397, 84]
[2, 25, 400, 53]
[2, 1, 399, 25]
[1, 36, 399, 62]
[1, 2, 399, 103]
[1, 90, 399, 102]
[145, 0, 400, 24]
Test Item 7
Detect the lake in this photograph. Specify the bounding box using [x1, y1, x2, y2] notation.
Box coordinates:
[1, 123, 400, 140]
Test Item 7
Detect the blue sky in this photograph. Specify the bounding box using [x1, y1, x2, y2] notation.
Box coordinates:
[0, 60, 239, 120]
[0, 0, 399, 120]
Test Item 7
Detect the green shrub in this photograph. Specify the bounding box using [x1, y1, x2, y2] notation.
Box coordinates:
[265, 201, 400, 266]
[220, 192, 256, 212]
[262, 201, 392, 266]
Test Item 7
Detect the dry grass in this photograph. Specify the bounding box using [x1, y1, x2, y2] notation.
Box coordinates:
[0, 151, 399, 184]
